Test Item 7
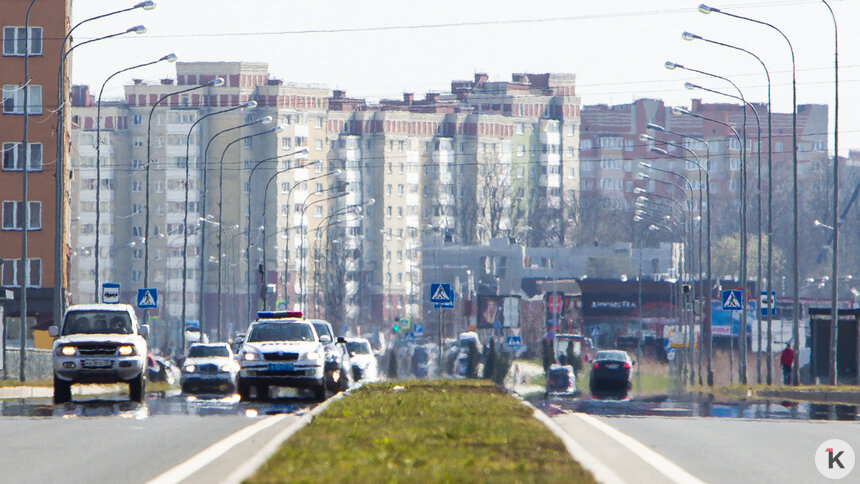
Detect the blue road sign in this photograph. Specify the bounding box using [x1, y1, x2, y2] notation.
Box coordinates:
[506, 336, 523, 351]
[414, 324, 424, 335]
[137, 288, 158, 309]
[102, 283, 120, 304]
[722, 289, 743, 311]
[404, 332, 415, 344]
[590, 325, 601, 337]
[430, 283, 453, 304]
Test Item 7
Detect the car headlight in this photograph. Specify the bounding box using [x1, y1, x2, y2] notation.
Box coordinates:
[118, 345, 135, 356]
[242, 352, 257, 361]
[58, 345, 76, 356]
[184, 364, 196, 373]
[305, 351, 321, 361]
[220, 364, 232, 372]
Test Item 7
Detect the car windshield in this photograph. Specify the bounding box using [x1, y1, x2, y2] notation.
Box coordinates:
[595, 350, 628, 362]
[311, 322, 333, 340]
[62, 310, 132, 335]
[187, 345, 229, 358]
[247, 322, 315, 342]
[347, 341, 371, 354]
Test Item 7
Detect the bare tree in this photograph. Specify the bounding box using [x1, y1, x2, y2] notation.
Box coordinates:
[475, 153, 512, 243]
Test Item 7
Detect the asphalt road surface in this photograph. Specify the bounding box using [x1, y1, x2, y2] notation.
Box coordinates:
[0, 392, 311, 483]
[547, 395, 860, 483]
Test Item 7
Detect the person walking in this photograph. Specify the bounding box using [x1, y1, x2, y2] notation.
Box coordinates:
[780, 342, 794, 385]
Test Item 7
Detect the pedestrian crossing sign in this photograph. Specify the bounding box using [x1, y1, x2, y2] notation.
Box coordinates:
[721, 289, 743, 311]
[137, 288, 158, 309]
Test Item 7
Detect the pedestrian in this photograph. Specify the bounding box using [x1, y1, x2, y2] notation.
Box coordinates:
[780, 342, 794, 385]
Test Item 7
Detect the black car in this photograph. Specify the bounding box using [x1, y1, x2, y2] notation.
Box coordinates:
[589, 350, 634, 396]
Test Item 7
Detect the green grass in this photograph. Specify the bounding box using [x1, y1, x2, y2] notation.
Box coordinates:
[247, 380, 597, 484]
[0, 378, 52, 388]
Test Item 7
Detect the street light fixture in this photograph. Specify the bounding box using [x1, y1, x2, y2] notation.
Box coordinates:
[179, 100, 257, 351]
[94, 53, 176, 302]
[299, 191, 350, 313]
[697, 2, 800, 386]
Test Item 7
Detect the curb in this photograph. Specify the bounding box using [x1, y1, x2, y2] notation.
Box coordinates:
[757, 389, 860, 405]
[0, 384, 123, 400]
[511, 392, 625, 484]
[222, 389, 349, 484]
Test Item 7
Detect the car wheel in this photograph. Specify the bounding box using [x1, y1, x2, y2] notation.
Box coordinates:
[129, 373, 146, 403]
[53, 377, 72, 404]
[313, 385, 326, 402]
[256, 385, 269, 400]
[238, 381, 251, 401]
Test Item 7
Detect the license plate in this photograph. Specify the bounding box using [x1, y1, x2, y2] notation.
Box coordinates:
[269, 363, 293, 371]
[82, 359, 112, 368]
[606, 364, 619, 369]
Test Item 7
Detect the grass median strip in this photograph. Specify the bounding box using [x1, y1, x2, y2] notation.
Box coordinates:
[247, 379, 597, 484]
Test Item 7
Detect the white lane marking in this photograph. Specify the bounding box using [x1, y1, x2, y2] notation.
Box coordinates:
[573, 412, 707, 484]
[147, 414, 287, 484]
[222, 392, 347, 484]
[531, 408, 626, 484]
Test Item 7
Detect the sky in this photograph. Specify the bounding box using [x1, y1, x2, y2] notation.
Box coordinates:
[70, 0, 859, 153]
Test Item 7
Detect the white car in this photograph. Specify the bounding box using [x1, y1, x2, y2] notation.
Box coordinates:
[237, 312, 327, 401]
[181, 343, 239, 394]
[346, 338, 379, 382]
[50, 304, 149, 403]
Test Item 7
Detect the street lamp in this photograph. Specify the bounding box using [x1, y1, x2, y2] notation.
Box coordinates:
[144, 77, 224, 330]
[681, 30, 778, 386]
[258, 167, 337, 313]
[197, 115, 272, 335]
[299, 191, 350, 313]
[94, 53, 176, 302]
[698, 2, 800, 386]
[180, 100, 258, 351]
[672, 105, 751, 384]
[53, 20, 149, 338]
[215, 125, 283, 340]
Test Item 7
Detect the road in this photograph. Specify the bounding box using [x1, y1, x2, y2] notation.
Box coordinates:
[545, 396, 860, 483]
[0, 392, 311, 483]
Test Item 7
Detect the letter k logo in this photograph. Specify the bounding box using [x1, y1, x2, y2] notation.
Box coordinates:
[828, 448, 845, 469]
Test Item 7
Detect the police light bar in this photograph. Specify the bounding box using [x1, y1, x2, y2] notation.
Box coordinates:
[257, 311, 303, 319]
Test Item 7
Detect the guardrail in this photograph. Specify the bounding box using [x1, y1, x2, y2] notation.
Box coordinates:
[1, 347, 53, 381]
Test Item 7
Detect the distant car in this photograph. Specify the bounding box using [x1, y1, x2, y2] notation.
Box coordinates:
[181, 343, 239, 395]
[546, 364, 577, 396]
[346, 338, 379, 382]
[310, 319, 351, 393]
[50, 303, 149, 404]
[238, 312, 327, 401]
[589, 350, 634, 396]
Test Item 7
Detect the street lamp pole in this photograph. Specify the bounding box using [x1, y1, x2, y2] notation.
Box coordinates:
[180, 100, 257, 352]
[144, 77, 224, 337]
[821, 0, 840, 386]
[55, 2, 155, 324]
[247, 149, 311, 312]
[299, 192, 349, 314]
[681, 31, 777, 386]
[215, 125, 282, 341]
[94, 53, 175, 302]
[698, 2, 800, 386]
[197, 115, 271, 337]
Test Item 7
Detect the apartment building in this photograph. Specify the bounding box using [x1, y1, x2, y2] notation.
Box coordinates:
[1, 0, 69, 346]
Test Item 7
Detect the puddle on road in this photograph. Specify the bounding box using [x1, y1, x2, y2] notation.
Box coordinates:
[534, 393, 859, 422]
[0, 391, 316, 419]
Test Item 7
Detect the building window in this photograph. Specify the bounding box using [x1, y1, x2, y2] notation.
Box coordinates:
[315, 139, 323, 151]
[314, 206, 323, 217]
[132, 137, 144, 147]
[132, 226, 143, 236]
[2, 26, 42, 56]
[2, 84, 41, 114]
[2, 200, 40, 230]
[244, 138, 253, 149]
[315, 117, 322, 128]
[2, 142, 41, 171]
[132, 114, 142, 125]
[0, 258, 41, 287]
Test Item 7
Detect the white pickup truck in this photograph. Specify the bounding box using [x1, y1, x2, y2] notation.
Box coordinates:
[49, 304, 149, 403]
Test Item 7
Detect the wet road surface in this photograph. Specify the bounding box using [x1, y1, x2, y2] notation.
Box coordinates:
[0, 390, 317, 483]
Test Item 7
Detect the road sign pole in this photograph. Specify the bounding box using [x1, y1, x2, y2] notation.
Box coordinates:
[438, 308, 443, 375]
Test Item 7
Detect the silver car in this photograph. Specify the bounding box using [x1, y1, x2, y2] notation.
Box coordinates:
[181, 343, 239, 395]
[346, 338, 379, 382]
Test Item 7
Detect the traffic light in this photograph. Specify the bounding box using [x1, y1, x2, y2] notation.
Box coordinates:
[393, 318, 400, 333]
